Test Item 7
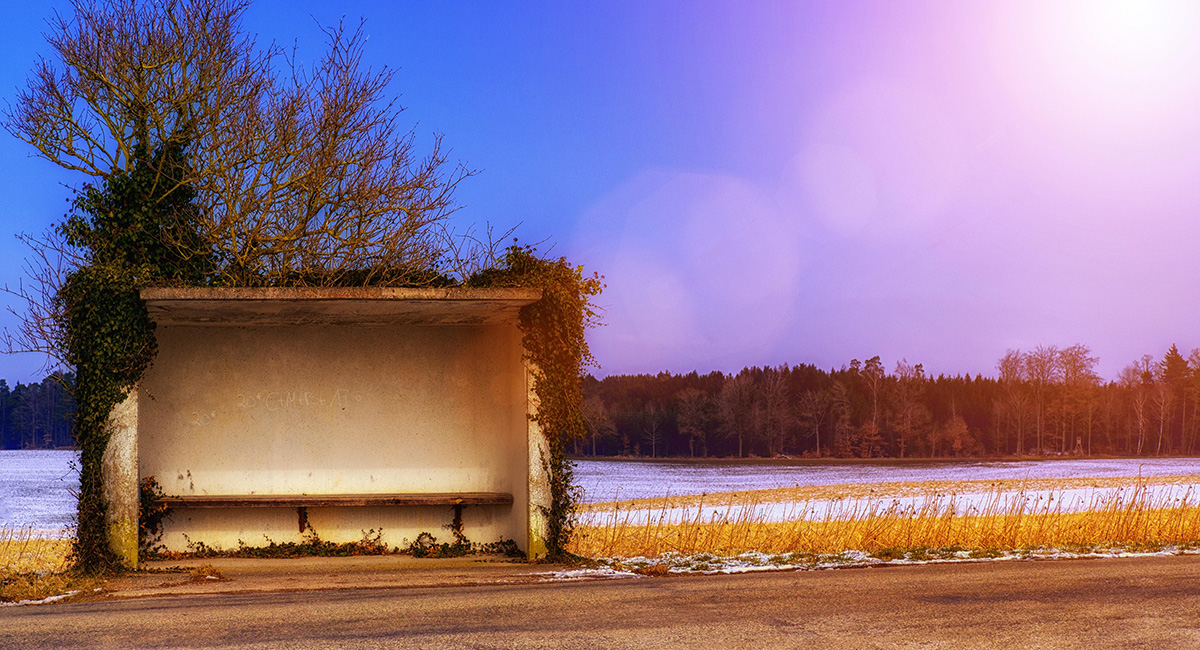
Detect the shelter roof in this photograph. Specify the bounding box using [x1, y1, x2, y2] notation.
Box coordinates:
[140, 286, 542, 326]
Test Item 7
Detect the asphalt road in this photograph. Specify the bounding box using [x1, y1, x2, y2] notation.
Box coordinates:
[3, 554, 1199, 649]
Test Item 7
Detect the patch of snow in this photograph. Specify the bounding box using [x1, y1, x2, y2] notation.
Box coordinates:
[536, 567, 641, 581]
[0, 589, 81, 607]
[562, 545, 1200, 579]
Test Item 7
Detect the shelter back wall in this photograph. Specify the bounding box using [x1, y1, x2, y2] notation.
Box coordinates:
[137, 323, 529, 546]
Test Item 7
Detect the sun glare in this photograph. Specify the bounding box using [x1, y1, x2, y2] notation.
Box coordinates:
[1060, 0, 1197, 85]
[991, 0, 1200, 149]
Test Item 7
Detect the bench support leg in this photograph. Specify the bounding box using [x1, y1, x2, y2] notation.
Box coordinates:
[451, 504, 466, 545]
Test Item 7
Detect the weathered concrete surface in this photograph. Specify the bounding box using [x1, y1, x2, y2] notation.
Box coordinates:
[125, 288, 545, 557]
[102, 389, 139, 568]
[140, 287, 542, 325]
[525, 360, 550, 559]
[4, 555, 1199, 649]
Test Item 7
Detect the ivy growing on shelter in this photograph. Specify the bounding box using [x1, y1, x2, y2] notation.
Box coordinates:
[468, 247, 604, 559]
[58, 171, 599, 569]
[58, 141, 211, 571]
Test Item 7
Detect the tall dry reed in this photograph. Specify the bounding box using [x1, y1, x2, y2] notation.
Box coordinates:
[0, 527, 71, 574]
[0, 527, 79, 603]
[568, 482, 1200, 558]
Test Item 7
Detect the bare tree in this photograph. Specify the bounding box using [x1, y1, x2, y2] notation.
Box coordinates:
[1024, 345, 1060, 455]
[1058, 344, 1099, 455]
[1151, 382, 1173, 456]
[996, 349, 1032, 455]
[581, 394, 615, 457]
[718, 372, 755, 458]
[676, 387, 710, 458]
[758, 366, 792, 457]
[891, 359, 928, 459]
[797, 389, 830, 458]
[1119, 360, 1151, 455]
[3, 233, 76, 365]
[4, 0, 472, 309]
[642, 401, 664, 458]
[861, 356, 885, 428]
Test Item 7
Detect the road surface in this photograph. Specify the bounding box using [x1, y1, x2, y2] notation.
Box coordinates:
[3, 554, 1198, 648]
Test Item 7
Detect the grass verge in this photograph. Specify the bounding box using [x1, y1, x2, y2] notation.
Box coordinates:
[0, 528, 100, 604]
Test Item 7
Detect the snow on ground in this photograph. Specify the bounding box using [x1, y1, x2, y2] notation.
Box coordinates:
[539, 546, 1200, 581]
[0, 450, 78, 535]
[0, 590, 82, 607]
[6, 453, 1200, 536]
[574, 457, 1200, 503]
[577, 482, 1200, 526]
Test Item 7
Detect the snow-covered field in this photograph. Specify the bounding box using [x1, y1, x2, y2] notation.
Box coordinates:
[574, 457, 1200, 503]
[0, 450, 78, 534]
[574, 458, 1200, 526]
[5, 452, 1200, 533]
[577, 481, 1200, 526]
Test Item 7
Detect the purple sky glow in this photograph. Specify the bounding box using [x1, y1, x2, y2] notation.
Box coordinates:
[3, 0, 1200, 383]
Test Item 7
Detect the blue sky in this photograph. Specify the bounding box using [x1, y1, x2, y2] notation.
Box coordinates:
[4, 0, 1200, 383]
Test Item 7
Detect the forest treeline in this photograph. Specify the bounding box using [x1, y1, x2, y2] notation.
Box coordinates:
[0, 373, 74, 450]
[9, 343, 1200, 458]
[580, 344, 1200, 459]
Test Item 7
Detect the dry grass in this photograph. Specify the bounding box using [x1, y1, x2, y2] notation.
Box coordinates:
[568, 478, 1200, 559]
[582, 474, 1200, 514]
[0, 528, 71, 574]
[0, 528, 93, 603]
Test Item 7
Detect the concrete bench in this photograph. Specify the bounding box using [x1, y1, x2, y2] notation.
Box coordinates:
[158, 492, 515, 533]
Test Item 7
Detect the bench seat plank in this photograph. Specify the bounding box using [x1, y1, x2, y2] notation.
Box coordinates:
[159, 492, 514, 508]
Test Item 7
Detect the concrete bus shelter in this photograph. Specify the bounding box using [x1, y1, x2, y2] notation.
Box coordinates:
[102, 287, 550, 567]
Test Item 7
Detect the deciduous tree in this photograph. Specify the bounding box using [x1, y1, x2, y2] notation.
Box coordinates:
[581, 393, 615, 457]
[676, 387, 711, 457]
[996, 350, 1032, 455]
[757, 366, 792, 457]
[1024, 345, 1060, 454]
[797, 389, 830, 458]
[861, 356, 885, 428]
[891, 359, 928, 459]
[1058, 344, 1098, 455]
[3, 0, 471, 346]
[718, 372, 755, 458]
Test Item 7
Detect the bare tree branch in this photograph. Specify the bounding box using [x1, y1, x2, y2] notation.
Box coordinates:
[4, 0, 475, 289]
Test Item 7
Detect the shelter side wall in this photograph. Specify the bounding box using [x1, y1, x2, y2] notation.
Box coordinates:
[138, 323, 529, 551]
